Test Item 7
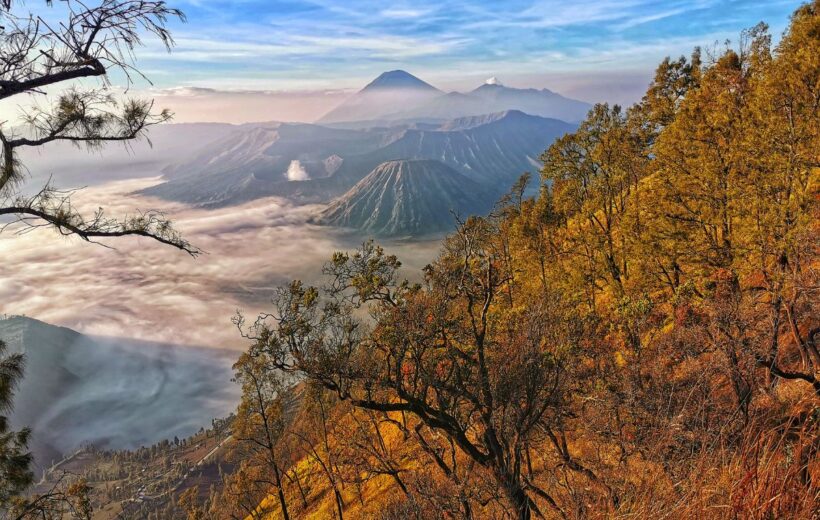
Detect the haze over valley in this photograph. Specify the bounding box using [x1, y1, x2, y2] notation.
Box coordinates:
[0, 316, 240, 472]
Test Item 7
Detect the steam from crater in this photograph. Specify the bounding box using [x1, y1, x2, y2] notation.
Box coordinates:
[286, 159, 310, 181]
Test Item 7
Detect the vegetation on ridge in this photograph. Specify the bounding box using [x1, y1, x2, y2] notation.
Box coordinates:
[209, 2, 820, 518]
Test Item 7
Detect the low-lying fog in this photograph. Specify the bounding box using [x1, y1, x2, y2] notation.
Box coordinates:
[0, 176, 442, 349]
[2, 314, 241, 470]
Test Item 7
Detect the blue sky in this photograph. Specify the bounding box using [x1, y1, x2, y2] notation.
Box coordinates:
[13, 0, 807, 122]
[131, 0, 803, 93]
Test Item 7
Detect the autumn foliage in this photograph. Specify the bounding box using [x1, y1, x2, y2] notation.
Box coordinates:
[217, 3, 820, 519]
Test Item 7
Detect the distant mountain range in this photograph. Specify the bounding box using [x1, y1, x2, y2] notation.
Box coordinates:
[140, 110, 574, 210]
[0, 316, 238, 470]
[315, 160, 495, 236]
[317, 70, 591, 125]
[319, 70, 443, 124]
[137, 70, 586, 236]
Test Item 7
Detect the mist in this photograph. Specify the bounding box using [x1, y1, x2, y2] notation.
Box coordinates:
[2, 313, 240, 469]
[0, 177, 442, 349]
[125, 87, 352, 124]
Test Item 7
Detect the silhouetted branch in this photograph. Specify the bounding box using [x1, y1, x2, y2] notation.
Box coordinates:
[0, 186, 201, 256]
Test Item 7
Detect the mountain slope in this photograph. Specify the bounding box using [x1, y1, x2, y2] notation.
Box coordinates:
[470, 83, 591, 122]
[341, 110, 574, 189]
[318, 70, 442, 124]
[385, 82, 591, 123]
[0, 316, 238, 470]
[159, 123, 394, 181]
[361, 70, 440, 91]
[315, 160, 494, 236]
[142, 111, 575, 207]
[139, 122, 404, 205]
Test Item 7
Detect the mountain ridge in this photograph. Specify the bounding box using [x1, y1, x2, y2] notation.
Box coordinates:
[317, 70, 590, 125]
[140, 110, 574, 208]
[315, 159, 495, 236]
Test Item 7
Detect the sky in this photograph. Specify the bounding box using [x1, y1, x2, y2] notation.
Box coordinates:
[5, 0, 806, 122]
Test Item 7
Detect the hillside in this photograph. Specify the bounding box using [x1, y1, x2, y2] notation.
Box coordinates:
[315, 160, 495, 236]
[31, 419, 235, 520]
[205, 4, 820, 519]
[0, 316, 238, 470]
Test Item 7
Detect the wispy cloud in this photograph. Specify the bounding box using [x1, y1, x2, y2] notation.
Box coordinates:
[289, 34, 468, 58]
[612, 7, 689, 30]
[33, 0, 799, 107]
[380, 8, 432, 19]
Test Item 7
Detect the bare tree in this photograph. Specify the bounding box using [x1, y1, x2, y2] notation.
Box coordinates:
[230, 352, 292, 520]
[237, 228, 577, 519]
[0, 0, 199, 255]
[9, 472, 92, 520]
[290, 385, 346, 520]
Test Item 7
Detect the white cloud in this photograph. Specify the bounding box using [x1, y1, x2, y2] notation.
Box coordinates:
[380, 8, 430, 19]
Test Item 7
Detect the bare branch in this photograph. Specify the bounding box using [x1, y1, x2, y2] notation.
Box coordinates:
[0, 185, 202, 256]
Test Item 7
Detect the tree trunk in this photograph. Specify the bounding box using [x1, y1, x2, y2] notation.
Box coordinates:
[275, 483, 290, 520]
[496, 469, 534, 520]
[270, 454, 290, 520]
[333, 487, 344, 520]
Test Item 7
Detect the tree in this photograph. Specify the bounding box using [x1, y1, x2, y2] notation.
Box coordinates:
[231, 352, 292, 520]
[0, 0, 199, 255]
[741, 2, 820, 384]
[541, 103, 647, 299]
[0, 340, 31, 507]
[238, 233, 578, 519]
[178, 487, 206, 520]
[8, 475, 93, 520]
[214, 461, 273, 520]
[289, 384, 347, 520]
[649, 14, 820, 397]
[334, 404, 410, 498]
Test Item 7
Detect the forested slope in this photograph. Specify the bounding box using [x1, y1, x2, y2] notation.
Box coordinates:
[196, 3, 820, 519]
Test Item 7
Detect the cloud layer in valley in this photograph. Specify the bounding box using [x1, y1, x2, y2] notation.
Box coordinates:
[0, 178, 442, 350]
